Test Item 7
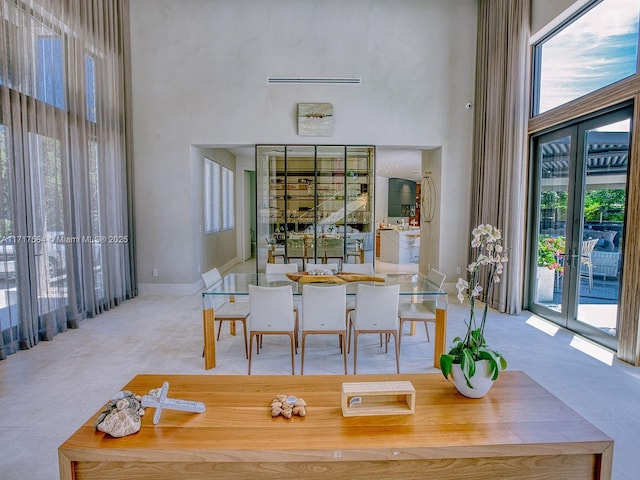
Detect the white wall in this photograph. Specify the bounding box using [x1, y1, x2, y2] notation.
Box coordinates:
[531, 0, 587, 41]
[130, 0, 478, 288]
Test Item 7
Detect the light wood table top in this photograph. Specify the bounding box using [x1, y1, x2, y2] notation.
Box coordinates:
[59, 372, 613, 480]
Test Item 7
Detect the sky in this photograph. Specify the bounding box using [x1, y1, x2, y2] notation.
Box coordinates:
[538, 0, 640, 114]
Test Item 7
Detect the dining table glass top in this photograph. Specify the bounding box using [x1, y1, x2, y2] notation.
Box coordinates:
[202, 272, 448, 310]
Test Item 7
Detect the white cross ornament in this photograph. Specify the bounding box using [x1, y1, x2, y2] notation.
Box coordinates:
[141, 381, 206, 424]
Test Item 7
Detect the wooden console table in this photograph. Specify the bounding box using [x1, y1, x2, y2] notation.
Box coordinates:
[59, 372, 612, 480]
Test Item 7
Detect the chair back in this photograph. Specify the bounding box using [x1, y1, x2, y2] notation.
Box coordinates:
[286, 238, 306, 257]
[426, 268, 446, 290]
[353, 284, 400, 330]
[248, 285, 295, 331]
[202, 267, 222, 289]
[265, 263, 298, 274]
[305, 262, 339, 272]
[582, 238, 599, 258]
[341, 263, 374, 275]
[302, 284, 346, 331]
[323, 237, 344, 258]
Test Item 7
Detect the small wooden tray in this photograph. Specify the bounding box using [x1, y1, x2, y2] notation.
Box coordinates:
[285, 272, 385, 283]
[341, 381, 415, 417]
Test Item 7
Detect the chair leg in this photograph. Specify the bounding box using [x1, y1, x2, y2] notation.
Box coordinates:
[216, 319, 224, 341]
[248, 333, 254, 375]
[398, 320, 404, 353]
[294, 309, 299, 354]
[394, 332, 400, 374]
[301, 333, 307, 375]
[425, 321, 431, 342]
[353, 331, 359, 375]
[289, 332, 295, 375]
[341, 333, 347, 375]
[242, 320, 248, 359]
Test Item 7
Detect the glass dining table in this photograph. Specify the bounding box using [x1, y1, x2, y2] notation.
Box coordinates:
[202, 272, 448, 371]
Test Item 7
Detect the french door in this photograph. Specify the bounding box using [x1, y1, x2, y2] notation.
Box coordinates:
[529, 106, 631, 350]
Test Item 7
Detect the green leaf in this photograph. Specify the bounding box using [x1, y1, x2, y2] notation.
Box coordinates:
[440, 354, 453, 379]
[498, 354, 508, 370]
[461, 349, 476, 387]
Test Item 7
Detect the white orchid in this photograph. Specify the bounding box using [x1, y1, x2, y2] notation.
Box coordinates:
[456, 278, 469, 303]
[441, 223, 509, 388]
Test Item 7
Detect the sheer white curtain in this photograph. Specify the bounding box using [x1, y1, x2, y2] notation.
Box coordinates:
[0, 0, 134, 360]
[470, 0, 530, 314]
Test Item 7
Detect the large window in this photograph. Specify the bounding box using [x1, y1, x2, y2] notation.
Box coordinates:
[204, 158, 234, 233]
[533, 0, 640, 115]
[0, 0, 133, 361]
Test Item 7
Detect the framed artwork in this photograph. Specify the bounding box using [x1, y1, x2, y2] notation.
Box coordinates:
[297, 103, 334, 136]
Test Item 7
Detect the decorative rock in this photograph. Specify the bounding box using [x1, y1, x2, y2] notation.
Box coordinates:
[271, 406, 283, 417]
[269, 394, 306, 419]
[95, 390, 145, 438]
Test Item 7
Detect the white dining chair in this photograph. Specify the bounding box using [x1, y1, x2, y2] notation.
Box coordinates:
[265, 262, 298, 274]
[341, 263, 375, 275]
[200, 268, 250, 359]
[248, 285, 297, 375]
[342, 263, 376, 319]
[397, 268, 446, 346]
[300, 284, 347, 374]
[348, 284, 401, 374]
[305, 262, 339, 272]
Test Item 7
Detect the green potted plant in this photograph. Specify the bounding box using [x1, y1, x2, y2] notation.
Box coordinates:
[440, 224, 508, 398]
[538, 235, 565, 273]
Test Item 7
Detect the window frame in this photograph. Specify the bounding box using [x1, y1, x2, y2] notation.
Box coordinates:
[531, 0, 640, 117]
[204, 157, 234, 234]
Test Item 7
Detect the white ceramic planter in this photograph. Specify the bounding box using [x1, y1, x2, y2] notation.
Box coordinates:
[536, 266, 555, 302]
[450, 359, 495, 398]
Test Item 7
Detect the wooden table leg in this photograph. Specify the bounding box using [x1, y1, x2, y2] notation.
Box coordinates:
[433, 307, 447, 369]
[599, 442, 613, 480]
[203, 307, 216, 370]
[58, 451, 73, 480]
[229, 295, 236, 336]
[360, 250, 364, 263]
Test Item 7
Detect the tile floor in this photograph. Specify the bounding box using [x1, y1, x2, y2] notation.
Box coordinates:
[0, 260, 638, 479]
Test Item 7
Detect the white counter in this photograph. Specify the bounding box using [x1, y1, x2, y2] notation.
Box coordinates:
[379, 229, 420, 264]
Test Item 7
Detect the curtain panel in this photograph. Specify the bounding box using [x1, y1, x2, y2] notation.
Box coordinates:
[0, 0, 135, 360]
[470, 0, 530, 315]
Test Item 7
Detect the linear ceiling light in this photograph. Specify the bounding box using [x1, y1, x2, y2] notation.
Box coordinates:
[268, 77, 361, 85]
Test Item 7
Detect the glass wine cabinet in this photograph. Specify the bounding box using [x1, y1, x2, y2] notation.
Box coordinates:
[256, 145, 375, 272]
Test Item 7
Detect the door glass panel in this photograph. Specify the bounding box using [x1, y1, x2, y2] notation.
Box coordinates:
[29, 132, 68, 315]
[346, 147, 374, 264]
[316, 146, 345, 267]
[256, 145, 375, 272]
[535, 135, 570, 311]
[576, 120, 629, 337]
[284, 146, 315, 267]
